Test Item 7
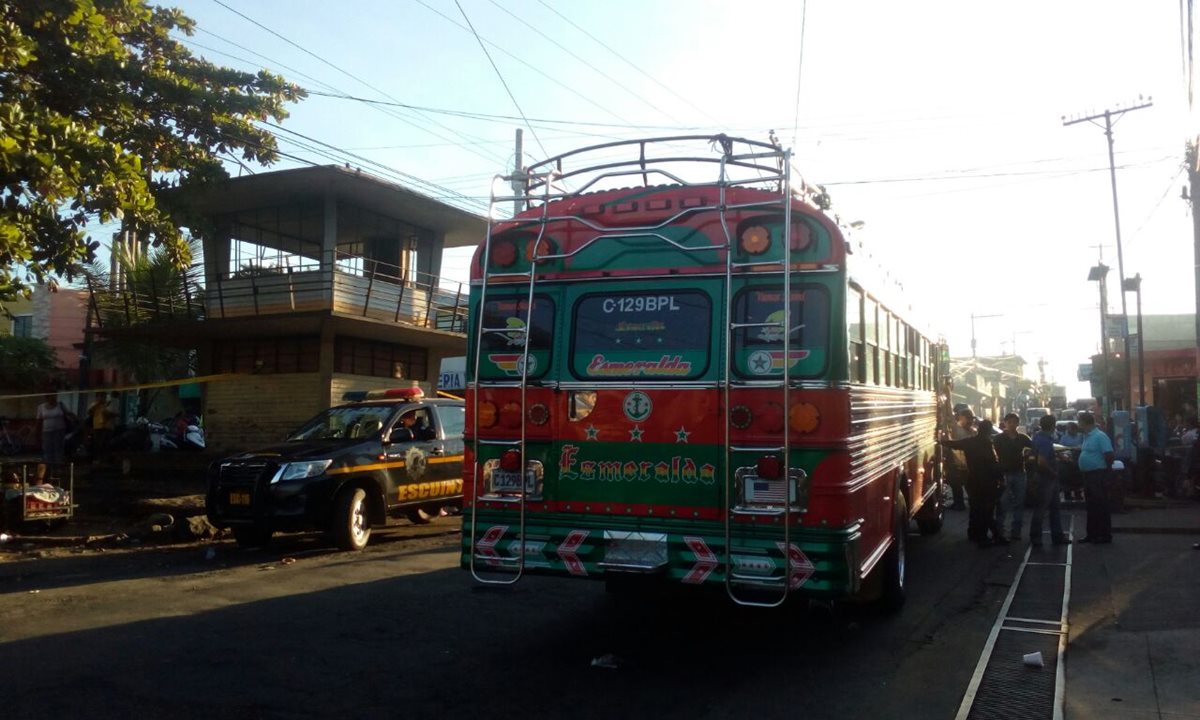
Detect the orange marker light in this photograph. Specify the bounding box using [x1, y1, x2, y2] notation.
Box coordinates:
[477, 401, 498, 429]
[525, 238, 552, 263]
[790, 402, 820, 433]
[740, 225, 771, 255]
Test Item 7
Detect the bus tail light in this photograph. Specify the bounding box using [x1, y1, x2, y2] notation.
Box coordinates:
[500, 449, 522, 473]
[491, 239, 517, 268]
[759, 402, 784, 433]
[756, 455, 782, 480]
[499, 402, 523, 429]
[740, 225, 771, 255]
[477, 401, 498, 429]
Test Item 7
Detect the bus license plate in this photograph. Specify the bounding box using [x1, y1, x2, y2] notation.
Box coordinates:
[228, 491, 252, 506]
[491, 470, 523, 492]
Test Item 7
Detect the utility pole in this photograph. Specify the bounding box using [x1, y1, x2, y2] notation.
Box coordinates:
[1064, 97, 1152, 411]
[510, 128, 526, 217]
[1189, 149, 1200, 415]
[970, 312, 1001, 358]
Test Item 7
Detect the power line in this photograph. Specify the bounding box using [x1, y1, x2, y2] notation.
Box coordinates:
[484, 0, 684, 126]
[263, 121, 488, 211]
[453, 0, 548, 160]
[790, 0, 808, 150]
[821, 158, 1173, 187]
[303, 89, 695, 130]
[411, 0, 637, 127]
[206, 0, 508, 167]
[536, 0, 724, 128]
[1128, 164, 1187, 243]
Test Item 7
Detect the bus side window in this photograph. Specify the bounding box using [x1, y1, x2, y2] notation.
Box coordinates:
[847, 287, 864, 383]
[864, 298, 878, 385]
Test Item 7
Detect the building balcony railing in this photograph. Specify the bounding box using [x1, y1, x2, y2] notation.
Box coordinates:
[87, 253, 470, 335]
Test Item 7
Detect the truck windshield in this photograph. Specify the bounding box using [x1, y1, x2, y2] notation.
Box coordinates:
[288, 405, 398, 441]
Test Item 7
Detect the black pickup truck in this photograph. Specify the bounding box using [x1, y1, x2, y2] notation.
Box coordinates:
[206, 389, 464, 550]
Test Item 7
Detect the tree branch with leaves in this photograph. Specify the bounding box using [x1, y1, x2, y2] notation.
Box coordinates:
[0, 0, 305, 299]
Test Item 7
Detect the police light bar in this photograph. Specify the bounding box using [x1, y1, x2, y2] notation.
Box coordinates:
[342, 387, 425, 402]
[364, 387, 425, 400]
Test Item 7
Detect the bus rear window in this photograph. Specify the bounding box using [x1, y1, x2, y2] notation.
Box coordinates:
[478, 296, 553, 378]
[732, 286, 829, 378]
[572, 291, 711, 380]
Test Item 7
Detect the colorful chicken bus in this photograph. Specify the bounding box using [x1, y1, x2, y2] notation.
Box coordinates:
[462, 135, 950, 607]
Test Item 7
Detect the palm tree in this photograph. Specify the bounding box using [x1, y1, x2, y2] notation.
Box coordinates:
[83, 235, 205, 387]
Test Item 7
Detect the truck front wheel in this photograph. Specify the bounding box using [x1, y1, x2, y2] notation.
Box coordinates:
[333, 487, 372, 551]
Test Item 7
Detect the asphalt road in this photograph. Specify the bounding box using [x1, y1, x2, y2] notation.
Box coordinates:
[0, 510, 1023, 720]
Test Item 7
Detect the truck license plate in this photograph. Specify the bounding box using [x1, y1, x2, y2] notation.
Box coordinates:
[228, 491, 251, 506]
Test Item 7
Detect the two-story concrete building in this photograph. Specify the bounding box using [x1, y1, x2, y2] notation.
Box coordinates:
[91, 165, 487, 451]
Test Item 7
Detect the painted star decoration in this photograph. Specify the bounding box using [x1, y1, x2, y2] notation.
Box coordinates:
[585, 424, 600, 441]
[629, 425, 644, 442]
[674, 426, 690, 443]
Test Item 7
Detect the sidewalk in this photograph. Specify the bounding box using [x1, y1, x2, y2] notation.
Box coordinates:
[1065, 500, 1200, 719]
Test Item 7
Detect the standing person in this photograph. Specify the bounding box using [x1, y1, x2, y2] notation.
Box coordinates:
[1029, 415, 1071, 546]
[93, 391, 120, 461]
[945, 407, 974, 511]
[1077, 411, 1115, 543]
[1058, 421, 1085, 501]
[941, 419, 1005, 547]
[993, 412, 1033, 544]
[35, 393, 68, 466]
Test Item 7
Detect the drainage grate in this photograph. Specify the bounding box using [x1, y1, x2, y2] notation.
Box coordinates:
[957, 521, 1073, 720]
[967, 629, 1060, 719]
[1006, 564, 1066, 621]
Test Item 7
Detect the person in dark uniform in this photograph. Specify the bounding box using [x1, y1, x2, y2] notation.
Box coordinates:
[941, 419, 1006, 547]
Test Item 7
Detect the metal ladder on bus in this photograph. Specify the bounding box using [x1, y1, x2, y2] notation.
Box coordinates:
[467, 170, 559, 584]
[722, 145, 797, 607]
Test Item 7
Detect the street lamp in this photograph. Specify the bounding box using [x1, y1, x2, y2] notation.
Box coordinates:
[1122, 273, 1145, 407]
[1089, 263, 1111, 419]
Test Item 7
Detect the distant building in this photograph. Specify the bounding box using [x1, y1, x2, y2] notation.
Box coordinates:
[949, 354, 1058, 422]
[1126, 313, 1196, 418]
[90, 165, 487, 451]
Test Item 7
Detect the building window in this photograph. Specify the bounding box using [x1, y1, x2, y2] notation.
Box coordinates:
[334, 338, 428, 380]
[11, 315, 32, 338]
[212, 336, 321, 373]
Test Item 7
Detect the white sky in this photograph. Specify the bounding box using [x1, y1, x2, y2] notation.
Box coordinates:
[166, 0, 1199, 399]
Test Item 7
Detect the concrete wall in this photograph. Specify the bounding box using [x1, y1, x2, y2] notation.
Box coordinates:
[204, 372, 438, 453]
[204, 373, 327, 452]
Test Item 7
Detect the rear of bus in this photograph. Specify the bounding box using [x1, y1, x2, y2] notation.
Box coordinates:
[460, 178, 869, 600]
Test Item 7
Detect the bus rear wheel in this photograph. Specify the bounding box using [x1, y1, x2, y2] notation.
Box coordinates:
[916, 486, 944, 535]
[880, 492, 907, 613]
